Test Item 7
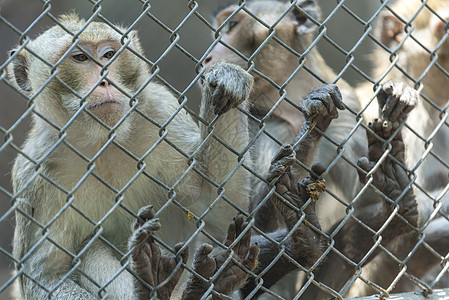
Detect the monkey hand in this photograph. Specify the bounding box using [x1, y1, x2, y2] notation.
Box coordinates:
[377, 80, 418, 123]
[129, 205, 189, 300]
[203, 62, 254, 115]
[301, 83, 345, 132]
[182, 215, 259, 300]
[357, 119, 418, 228]
[267, 144, 325, 231]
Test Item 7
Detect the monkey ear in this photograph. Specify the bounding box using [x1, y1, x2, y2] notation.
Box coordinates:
[8, 48, 32, 93]
[292, 0, 321, 35]
[379, 13, 404, 47]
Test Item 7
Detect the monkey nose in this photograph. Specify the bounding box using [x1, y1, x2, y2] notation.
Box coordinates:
[99, 79, 109, 87]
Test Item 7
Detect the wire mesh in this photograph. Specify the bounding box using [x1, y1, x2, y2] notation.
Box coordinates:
[0, 0, 448, 299]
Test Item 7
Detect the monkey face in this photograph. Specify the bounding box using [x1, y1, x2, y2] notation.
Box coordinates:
[8, 20, 147, 136]
[58, 41, 132, 128]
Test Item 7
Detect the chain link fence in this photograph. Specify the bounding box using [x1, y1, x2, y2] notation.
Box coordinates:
[0, 0, 448, 299]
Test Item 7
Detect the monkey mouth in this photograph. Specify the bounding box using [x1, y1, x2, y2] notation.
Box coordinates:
[87, 100, 120, 110]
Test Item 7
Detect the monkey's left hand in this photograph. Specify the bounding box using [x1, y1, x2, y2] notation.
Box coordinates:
[182, 215, 259, 299]
[203, 62, 254, 115]
[129, 205, 189, 300]
[302, 83, 345, 132]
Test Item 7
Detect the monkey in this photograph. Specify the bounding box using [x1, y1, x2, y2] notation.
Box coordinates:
[300, 80, 421, 299]
[349, 0, 449, 295]
[130, 146, 328, 299]
[205, 0, 371, 297]
[7, 13, 256, 299]
[205, 0, 370, 234]
[128, 77, 346, 298]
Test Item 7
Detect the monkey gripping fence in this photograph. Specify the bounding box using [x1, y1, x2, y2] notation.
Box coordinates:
[0, 0, 448, 299]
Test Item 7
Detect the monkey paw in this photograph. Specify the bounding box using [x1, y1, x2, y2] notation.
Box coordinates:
[357, 119, 418, 227]
[377, 80, 418, 123]
[183, 215, 259, 299]
[129, 205, 189, 300]
[268, 144, 326, 230]
[267, 144, 296, 183]
[204, 62, 254, 115]
[301, 84, 345, 132]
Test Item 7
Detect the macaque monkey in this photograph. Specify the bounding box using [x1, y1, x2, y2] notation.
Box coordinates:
[302, 81, 420, 298]
[132, 145, 327, 299]
[351, 0, 449, 295]
[206, 0, 369, 234]
[8, 14, 255, 299]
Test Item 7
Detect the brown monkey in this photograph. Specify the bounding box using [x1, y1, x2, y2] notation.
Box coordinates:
[303, 81, 420, 298]
[8, 14, 254, 299]
[133, 146, 327, 299]
[352, 0, 449, 295]
[206, 0, 369, 297]
[206, 0, 369, 234]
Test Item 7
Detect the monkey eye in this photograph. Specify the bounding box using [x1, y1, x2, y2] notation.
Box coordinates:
[103, 50, 115, 59]
[72, 53, 88, 62]
[224, 20, 239, 33]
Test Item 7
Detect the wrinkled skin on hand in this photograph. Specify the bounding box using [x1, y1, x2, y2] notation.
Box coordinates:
[268, 144, 326, 262]
[377, 80, 418, 123]
[129, 205, 188, 300]
[182, 215, 259, 300]
[301, 83, 345, 132]
[357, 118, 418, 229]
[203, 62, 254, 115]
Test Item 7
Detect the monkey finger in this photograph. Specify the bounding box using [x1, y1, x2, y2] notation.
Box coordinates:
[132, 228, 150, 246]
[243, 244, 260, 271]
[311, 162, 326, 179]
[357, 157, 371, 183]
[213, 94, 232, 115]
[134, 205, 155, 229]
[273, 144, 295, 160]
[224, 219, 237, 247]
[194, 243, 214, 264]
[141, 218, 161, 234]
[174, 242, 189, 264]
[237, 221, 251, 257]
[326, 84, 345, 110]
[233, 214, 245, 238]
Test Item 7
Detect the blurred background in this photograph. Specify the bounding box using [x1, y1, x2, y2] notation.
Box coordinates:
[0, 0, 379, 298]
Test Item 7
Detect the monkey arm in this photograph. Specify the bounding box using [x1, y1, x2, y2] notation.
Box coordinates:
[196, 62, 253, 182]
[242, 145, 327, 296]
[302, 82, 419, 298]
[292, 84, 344, 179]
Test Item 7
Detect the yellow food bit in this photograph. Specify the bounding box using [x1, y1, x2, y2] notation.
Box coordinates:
[306, 179, 326, 202]
[187, 209, 194, 220]
[307, 119, 317, 133]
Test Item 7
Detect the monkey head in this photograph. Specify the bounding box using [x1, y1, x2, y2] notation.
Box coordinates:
[204, 0, 320, 89]
[7, 13, 149, 142]
[377, 0, 449, 107]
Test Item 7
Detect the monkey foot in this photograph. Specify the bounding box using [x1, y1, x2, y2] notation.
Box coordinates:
[183, 215, 259, 299]
[130, 205, 188, 300]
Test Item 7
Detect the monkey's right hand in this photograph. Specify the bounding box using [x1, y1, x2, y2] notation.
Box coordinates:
[301, 83, 345, 132]
[203, 62, 254, 115]
[182, 215, 259, 300]
[377, 80, 418, 123]
[357, 119, 418, 228]
[129, 205, 189, 300]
